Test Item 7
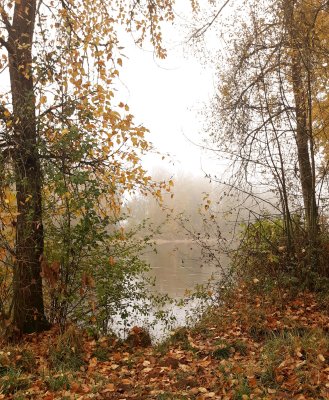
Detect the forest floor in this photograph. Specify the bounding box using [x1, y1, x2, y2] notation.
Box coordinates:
[0, 284, 329, 399]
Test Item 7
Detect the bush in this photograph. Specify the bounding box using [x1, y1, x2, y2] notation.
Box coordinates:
[42, 154, 171, 334]
[233, 217, 288, 280]
[232, 214, 329, 292]
[25, 124, 174, 339]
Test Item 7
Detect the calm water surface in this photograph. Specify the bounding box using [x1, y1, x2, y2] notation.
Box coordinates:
[142, 242, 220, 297]
[113, 241, 225, 340]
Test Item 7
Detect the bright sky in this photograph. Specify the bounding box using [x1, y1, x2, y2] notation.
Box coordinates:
[119, 21, 218, 178]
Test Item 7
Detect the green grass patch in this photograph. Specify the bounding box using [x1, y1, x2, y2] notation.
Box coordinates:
[92, 346, 109, 361]
[231, 340, 248, 356]
[260, 327, 329, 388]
[0, 367, 29, 395]
[212, 345, 231, 360]
[45, 373, 71, 391]
[156, 393, 191, 400]
[233, 376, 251, 400]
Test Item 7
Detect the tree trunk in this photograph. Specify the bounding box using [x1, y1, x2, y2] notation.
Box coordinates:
[284, 0, 318, 237]
[8, 0, 49, 333]
[291, 57, 317, 232]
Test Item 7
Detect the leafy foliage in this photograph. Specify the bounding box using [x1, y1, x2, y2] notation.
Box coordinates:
[0, 0, 201, 332]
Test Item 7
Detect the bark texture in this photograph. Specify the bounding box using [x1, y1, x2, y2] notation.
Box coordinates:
[7, 0, 49, 333]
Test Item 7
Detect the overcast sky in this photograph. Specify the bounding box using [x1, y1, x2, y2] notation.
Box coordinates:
[118, 14, 219, 178]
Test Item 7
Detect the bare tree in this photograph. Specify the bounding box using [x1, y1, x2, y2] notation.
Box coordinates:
[202, 0, 329, 267]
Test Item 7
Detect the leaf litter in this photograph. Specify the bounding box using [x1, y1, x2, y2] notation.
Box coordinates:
[0, 286, 328, 399]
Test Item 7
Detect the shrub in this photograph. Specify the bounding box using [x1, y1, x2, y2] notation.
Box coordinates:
[43, 173, 170, 334]
[232, 214, 329, 292]
[40, 132, 172, 335]
[233, 217, 288, 280]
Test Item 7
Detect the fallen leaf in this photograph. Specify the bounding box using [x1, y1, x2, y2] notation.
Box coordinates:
[102, 383, 115, 393]
[198, 387, 208, 393]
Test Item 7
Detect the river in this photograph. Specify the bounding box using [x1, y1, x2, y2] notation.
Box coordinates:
[112, 241, 225, 341]
[142, 241, 221, 298]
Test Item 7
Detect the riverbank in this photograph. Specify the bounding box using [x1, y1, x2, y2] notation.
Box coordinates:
[0, 284, 329, 399]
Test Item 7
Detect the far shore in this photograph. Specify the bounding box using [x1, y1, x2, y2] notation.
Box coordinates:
[150, 238, 219, 245]
[154, 238, 195, 244]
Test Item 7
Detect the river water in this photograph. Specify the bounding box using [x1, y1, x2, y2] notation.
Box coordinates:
[142, 241, 221, 298]
[112, 241, 225, 341]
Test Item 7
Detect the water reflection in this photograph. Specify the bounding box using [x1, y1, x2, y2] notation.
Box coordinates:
[142, 242, 220, 298]
[112, 241, 223, 341]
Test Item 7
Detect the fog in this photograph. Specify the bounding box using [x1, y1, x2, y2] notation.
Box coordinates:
[126, 169, 231, 240]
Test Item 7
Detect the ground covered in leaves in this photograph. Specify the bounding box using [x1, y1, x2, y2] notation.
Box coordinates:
[1, 286, 329, 399]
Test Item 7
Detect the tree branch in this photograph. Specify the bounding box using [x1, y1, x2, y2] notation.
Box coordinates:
[189, 0, 231, 40]
[0, 36, 10, 52]
[0, 5, 12, 32]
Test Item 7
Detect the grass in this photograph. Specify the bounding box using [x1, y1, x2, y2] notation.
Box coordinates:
[231, 340, 248, 356]
[262, 328, 328, 364]
[212, 345, 231, 360]
[15, 349, 36, 372]
[92, 345, 109, 361]
[212, 339, 248, 360]
[0, 347, 36, 376]
[155, 327, 193, 355]
[156, 393, 191, 400]
[49, 325, 84, 371]
[45, 373, 71, 391]
[259, 327, 329, 388]
[0, 283, 328, 399]
[233, 376, 251, 400]
[0, 367, 28, 395]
